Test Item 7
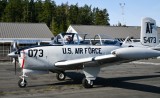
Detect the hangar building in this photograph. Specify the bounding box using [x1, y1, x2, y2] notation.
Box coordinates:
[67, 25, 160, 42]
[0, 23, 54, 61]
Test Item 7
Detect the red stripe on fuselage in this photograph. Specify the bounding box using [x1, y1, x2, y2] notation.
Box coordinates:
[22, 50, 25, 69]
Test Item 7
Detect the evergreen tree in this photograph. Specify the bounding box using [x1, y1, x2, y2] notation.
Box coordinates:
[94, 8, 110, 25]
[103, 9, 110, 25]
[68, 4, 79, 24]
[53, 3, 69, 34]
[0, 1, 110, 34]
[0, 0, 7, 21]
[35, 0, 43, 22]
[78, 5, 93, 25]
[22, 0, 30, 22]
[2, 0, 23, 22]
[39, 0, 54, 27]
[28, 0, 35, 22]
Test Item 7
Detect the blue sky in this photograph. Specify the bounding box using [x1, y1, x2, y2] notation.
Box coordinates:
[53, 0, 160, 26]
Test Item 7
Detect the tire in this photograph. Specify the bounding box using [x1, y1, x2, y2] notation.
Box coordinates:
[82, 78, 93, 88]
[18, 79, 27, 88]
[56, 72, 66, 81]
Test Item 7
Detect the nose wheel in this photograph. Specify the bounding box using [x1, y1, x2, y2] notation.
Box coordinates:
[82, 78, 93, 88]
[56, 72, 66, 81]
[18, 79, 27, 88]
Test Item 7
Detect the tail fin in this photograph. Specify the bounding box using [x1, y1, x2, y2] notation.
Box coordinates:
[140, 17, 159, 47]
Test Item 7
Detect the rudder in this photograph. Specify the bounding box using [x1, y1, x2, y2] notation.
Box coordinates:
[140, 17, 159, 47]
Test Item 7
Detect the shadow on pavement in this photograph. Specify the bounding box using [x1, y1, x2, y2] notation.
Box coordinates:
[29, 72, 160, 94]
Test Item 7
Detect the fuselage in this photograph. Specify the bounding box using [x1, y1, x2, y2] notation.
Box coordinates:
[18, 45, 120, 70]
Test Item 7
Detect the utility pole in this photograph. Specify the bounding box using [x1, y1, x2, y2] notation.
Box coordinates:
[119, 2, 125, 26]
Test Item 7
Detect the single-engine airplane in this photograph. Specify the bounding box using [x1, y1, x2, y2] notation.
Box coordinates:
[8, 17, 160, 88]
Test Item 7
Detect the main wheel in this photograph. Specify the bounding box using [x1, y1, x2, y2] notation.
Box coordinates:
[18, 79, 27, 88]
[56, 72, 66, 81]
[82, 78, 93, 88]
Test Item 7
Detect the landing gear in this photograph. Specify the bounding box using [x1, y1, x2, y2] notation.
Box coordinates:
[18, 79, 27, 88]
[82, 78, 93, 88]
[56, 72, 66, 81]
[82, 66, 100, 88]
[18, 70, 28, 88]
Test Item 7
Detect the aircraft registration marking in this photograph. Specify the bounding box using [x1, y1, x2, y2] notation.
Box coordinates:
[143, 22, 157, 43]
[143, 37, 156, 43]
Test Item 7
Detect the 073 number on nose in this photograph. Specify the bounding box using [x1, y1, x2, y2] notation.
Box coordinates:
[28, 49, 43, 57]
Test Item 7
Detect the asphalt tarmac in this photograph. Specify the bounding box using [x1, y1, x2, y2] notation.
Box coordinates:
[0, 59, 160, 98]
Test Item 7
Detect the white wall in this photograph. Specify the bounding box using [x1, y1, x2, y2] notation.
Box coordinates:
[66, 25, 77, 33]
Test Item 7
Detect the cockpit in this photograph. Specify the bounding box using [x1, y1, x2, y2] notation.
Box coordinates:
[52, 33, 81, 45]
[52, 33, 121, 46]
[92, 34, 121, 46]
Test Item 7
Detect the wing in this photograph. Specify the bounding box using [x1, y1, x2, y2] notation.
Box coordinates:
[55, 47, 160, 69]
[55, 54, 117, 69]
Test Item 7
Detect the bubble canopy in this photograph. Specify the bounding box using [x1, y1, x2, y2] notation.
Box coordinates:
[52, 33, 121, 46]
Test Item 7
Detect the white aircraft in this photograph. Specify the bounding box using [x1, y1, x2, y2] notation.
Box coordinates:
[8, 17, 160, 88]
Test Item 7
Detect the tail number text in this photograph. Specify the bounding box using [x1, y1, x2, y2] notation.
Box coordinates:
[143, 37, 156, 43]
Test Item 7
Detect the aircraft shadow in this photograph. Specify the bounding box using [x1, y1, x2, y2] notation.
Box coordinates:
[95, 76, 160, 94]
[62, 72, 160, 94]
[28, 72, 160, 94]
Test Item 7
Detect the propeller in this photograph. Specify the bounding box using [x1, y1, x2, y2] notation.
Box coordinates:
[9, 42, 20, 75]
[8, 51, 19, 75]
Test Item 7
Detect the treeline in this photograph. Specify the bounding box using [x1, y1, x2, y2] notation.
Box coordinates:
[0, 0, 110, 35]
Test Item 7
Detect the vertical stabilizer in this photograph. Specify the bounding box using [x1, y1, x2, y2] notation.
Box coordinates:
[140, 17, 158, 47]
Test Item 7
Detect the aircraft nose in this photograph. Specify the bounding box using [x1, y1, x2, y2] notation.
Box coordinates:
[8, 52, 18, 58]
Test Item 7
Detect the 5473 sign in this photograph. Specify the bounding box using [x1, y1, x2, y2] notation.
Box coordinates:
[143, 37, 156, 43]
